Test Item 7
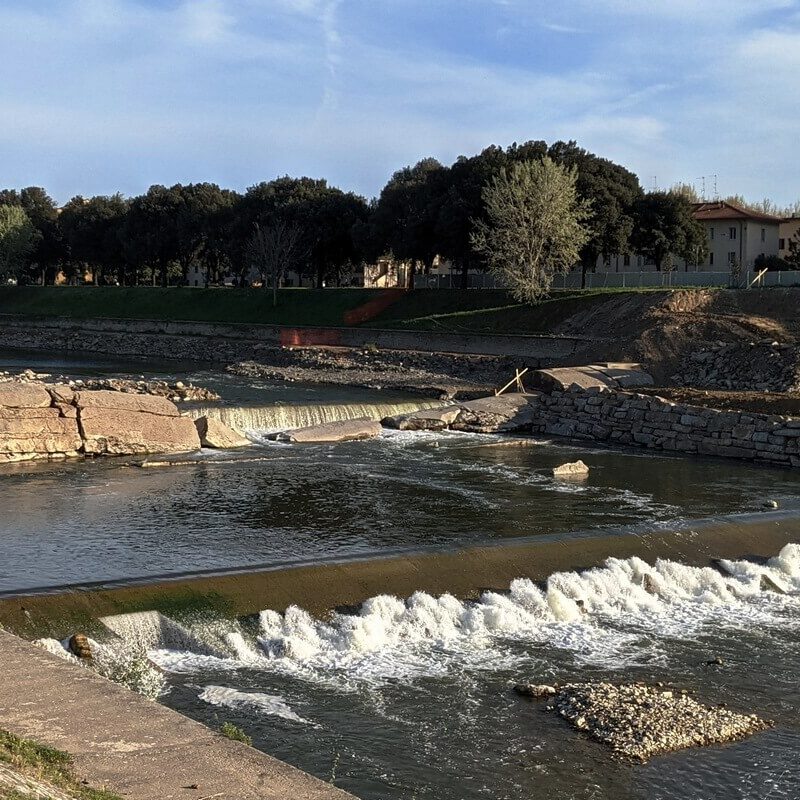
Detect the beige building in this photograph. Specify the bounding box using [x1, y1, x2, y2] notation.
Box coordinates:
[689, 201, 781, 270]
[596, 201, 782, 273]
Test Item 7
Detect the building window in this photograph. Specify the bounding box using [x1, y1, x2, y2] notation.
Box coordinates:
[709, 227, 715, 240]
[709, 252, 714, 266]
[761, 228, 766, 242]
[779, 238, 785, 250]
[729, 227, 737, 240]
[623, 254, 630, 267]
[728, 251, 736, 264]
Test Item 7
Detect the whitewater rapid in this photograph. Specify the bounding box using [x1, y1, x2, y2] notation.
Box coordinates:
[119, 544, 800, 687]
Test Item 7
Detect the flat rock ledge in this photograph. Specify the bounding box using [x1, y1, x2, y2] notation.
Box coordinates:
[0, 382, 202, 462]
[271, 418, 383, 444]
[383, 393, 539, 434]
[516, 682, 772, 761]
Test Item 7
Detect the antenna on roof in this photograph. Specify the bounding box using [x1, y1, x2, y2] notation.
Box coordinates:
[712, 174, 718, 200]
[696, 176, 706, 201]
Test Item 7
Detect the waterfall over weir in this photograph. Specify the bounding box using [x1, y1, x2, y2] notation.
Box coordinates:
[50, 544, 799, 691]
[185, 399, 442, 434]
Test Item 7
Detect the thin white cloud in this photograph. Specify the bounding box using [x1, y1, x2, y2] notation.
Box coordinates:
[541, 22, 585, 34]
[1, 0, 799, 206]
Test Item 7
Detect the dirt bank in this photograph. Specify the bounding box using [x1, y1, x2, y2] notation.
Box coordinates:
[554, 288, 800, 383]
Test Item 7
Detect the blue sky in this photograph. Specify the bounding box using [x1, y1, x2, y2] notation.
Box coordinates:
[1, 0, 799, 205]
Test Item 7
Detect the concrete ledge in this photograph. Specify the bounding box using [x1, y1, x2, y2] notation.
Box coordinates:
[0, 630, 355, 800]
[2, 511, 797, 633]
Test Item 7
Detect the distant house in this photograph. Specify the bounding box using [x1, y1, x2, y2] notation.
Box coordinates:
[596, 200, 782, 273]
[364, 257, 411, 288]
[689, 201, 781, 270]
[779, 216, 800, 261]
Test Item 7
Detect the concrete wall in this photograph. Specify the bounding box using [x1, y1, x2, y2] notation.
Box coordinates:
[530, 388, 800, 467]
[0, 629, 353, 800]
[0, 314, 583, 362]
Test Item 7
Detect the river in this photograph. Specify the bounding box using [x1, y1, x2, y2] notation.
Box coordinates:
[2, 352, 799, 799]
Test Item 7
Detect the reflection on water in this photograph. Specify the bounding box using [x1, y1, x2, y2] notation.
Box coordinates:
[2, 429, 800, 592]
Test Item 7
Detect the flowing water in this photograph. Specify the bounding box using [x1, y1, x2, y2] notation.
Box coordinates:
[39, 547, 800, 800]
[3, 352, 800, 799]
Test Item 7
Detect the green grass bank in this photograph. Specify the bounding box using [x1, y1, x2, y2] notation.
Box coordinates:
[0, 286, 675, 334]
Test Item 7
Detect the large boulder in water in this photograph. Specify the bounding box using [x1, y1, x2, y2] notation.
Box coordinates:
[194, 416, 250, 449]
[76, 390, 201, 455]
[0, 406, 82, 463]
[382, 406, 462, 431]
[383, 393, 539, 434]
[451, 394, 538, 433]
[273, 418, 382, 443]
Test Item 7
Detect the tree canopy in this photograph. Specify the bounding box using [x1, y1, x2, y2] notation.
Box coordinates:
[0, 205, 39, 280]
[471, 157, 591, 302]
[631, 192, 708, 271]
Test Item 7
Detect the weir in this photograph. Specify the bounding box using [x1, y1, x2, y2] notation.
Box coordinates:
[2, 509, 798, 640]
[185, 399, 443, 433]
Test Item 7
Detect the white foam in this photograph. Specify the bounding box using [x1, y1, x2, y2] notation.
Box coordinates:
[34, 637, 78, 662]
[138, 546, 800, 688]
[187, 400, 442, 435]
[198, 685, 309, 723]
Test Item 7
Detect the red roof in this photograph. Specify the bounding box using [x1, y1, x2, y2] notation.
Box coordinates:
[692, 201, 782, 223]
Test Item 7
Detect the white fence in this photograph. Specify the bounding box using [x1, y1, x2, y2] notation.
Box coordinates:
[414, 270, 800, 290]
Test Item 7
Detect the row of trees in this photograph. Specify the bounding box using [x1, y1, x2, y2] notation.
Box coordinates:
[3, 140, 791, 295]
[0, 180, 368, 290]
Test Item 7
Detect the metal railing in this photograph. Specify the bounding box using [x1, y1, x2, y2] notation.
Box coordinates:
[413, 270, 800, 290]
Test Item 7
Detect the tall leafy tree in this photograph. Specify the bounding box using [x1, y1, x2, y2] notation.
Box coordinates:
[631, 191, 708, 271]
[543, 141, 642, 286]
[436, 145, 509, 287]
[60, 195, 129, 284]
[0, 187, 62, 282]
[0, 205, 39, 280]
[171, 183, 238, 285]
[236, 177, 367, 287]
[123, 186, 184, 286]
[471, 158, 591, 302]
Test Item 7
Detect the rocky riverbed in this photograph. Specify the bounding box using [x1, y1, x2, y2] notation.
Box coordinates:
[1, 370, 219, 403]
[227, 347, 514, 399]
[516, 682, 772, 761]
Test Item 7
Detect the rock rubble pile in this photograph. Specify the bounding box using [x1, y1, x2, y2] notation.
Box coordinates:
[517, 682, 772, 761]
[675, 340, 800, 392]
[228, 348, 512, 398]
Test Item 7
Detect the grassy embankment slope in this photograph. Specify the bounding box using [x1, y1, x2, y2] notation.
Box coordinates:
[0, 729, 122, 800]
[0, 286, 671, 334]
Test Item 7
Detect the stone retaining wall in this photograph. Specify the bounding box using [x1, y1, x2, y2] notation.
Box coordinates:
[530, 389, 800, 467]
